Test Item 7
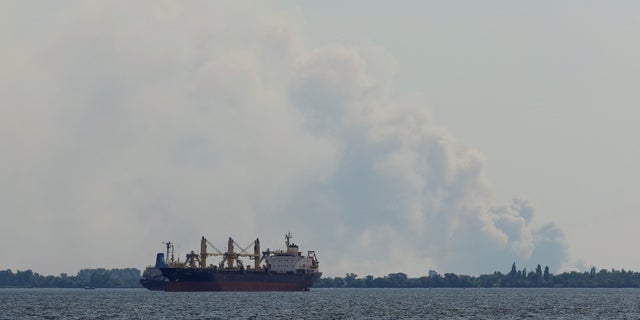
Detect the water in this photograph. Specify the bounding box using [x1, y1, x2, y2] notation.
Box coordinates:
[2, 288, 639, 319]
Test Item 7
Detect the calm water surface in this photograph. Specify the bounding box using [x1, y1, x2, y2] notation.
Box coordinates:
[1, 288, 639, 319]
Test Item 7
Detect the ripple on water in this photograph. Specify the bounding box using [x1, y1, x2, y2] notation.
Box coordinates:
[1, 288, 640, 319]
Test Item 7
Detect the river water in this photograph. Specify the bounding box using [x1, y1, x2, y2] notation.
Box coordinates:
[1, 287, 639, 319]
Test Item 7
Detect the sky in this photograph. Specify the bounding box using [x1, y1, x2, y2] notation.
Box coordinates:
[1, 1, 639, 278]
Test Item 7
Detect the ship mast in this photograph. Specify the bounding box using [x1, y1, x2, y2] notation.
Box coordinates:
[254, 238, 261, 270]
[200, 237, 207, 268]
[285, 232, 292, 248]
[163, 241, 175, 265]
[227, 237, 235, 268]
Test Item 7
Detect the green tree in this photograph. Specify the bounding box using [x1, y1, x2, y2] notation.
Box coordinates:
[387, 273, 408, 287]
[535, 264, 543, 284]
[543, 266, 550, 281]
[364, 275, 374, 287]
[344, 273, 363, 288]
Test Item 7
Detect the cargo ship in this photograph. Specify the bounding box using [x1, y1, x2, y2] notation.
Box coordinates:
[144, 233, 321, 291]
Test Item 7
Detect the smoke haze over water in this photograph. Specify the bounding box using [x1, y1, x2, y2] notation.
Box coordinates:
[1, 1, 567, 277]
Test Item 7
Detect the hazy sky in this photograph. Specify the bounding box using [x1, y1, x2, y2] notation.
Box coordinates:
[2, 1, 639, 277]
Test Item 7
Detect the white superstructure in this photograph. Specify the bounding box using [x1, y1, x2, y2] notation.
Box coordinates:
[264, 233, 319, 274]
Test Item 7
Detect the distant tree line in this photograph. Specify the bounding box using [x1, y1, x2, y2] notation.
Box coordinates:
[313, 263, 640, 288]
[5, 263, 640, 289]
[0, 268, 142, 288]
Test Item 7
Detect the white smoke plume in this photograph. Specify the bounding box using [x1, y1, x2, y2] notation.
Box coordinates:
[0, 1, 567, 276]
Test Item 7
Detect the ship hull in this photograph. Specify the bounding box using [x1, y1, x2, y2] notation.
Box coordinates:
[139, 279, 168, 291]
[160, 268, 321, 292]
[139, 267, 169, 291]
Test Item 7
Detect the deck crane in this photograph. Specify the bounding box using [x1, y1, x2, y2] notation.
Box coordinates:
[199, 236, 262, 270]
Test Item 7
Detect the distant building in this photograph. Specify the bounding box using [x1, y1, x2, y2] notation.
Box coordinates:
[428, 270, 438, 278]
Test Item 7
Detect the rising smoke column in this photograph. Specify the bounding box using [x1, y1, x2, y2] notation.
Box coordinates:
[287, 45, 568, 275]
[0, 1, 567, 276]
